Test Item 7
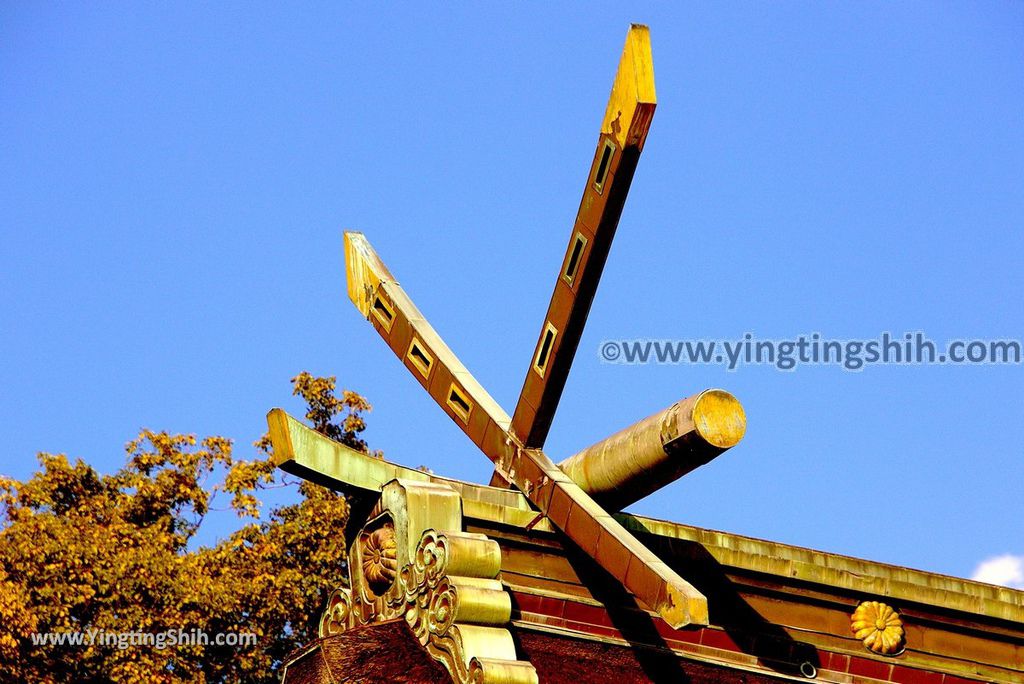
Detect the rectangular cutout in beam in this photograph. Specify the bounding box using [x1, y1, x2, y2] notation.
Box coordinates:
[562, 232, 588, 287]
[406, 337, 434, 379]
[446, 383, 474, 424]
[593, 138, 616, 194]
[532, 322, 558, 378]
[370, 294, 396, 332]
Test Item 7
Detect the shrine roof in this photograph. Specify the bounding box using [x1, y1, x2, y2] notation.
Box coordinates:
[269, 408, 1024, 625]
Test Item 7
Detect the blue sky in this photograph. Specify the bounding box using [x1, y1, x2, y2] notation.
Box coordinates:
[2, 3, 1021, 585]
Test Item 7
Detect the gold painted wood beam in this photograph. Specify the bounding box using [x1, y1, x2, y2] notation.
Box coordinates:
[509, 24, 657, 450]
[342, 230, 707, 629]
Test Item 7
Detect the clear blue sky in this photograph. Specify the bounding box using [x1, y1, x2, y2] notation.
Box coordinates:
[2, 3, 1022, 585]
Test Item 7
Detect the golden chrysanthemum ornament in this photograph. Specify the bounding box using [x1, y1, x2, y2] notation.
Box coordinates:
[360, 523, 398, 596]
[851, 600, 904, 655]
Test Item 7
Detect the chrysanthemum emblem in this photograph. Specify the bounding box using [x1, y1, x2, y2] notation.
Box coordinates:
[360, 523, 398, 596]
[851, 600, 905, 655]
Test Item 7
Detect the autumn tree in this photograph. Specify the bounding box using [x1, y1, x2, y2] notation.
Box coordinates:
[0, 372, 370, 683]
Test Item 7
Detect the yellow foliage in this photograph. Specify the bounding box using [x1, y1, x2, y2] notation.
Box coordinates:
[0, 373, 367, 683]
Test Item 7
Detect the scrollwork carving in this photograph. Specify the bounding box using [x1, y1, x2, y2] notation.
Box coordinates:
[318, 588, 354, 638]
[322, 525, 536, 683]
[416, 529, 450, 587]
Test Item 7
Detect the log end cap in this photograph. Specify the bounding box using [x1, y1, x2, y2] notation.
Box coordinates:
[692, 389, 746, 449]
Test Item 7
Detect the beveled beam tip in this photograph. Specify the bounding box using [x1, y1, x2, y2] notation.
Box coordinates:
[661, 584, 710, 629]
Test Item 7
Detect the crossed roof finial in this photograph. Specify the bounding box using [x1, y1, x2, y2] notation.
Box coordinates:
[340, 25, 746, 629]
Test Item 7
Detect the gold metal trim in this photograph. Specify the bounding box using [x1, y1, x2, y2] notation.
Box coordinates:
[593, 138, 616, 194]
[532, 323, 558, 379]
[446, 383, 474, 424]
[370, 294, 396, 332]
[407, 337, 434, 379]
[561, 232, 589, 287]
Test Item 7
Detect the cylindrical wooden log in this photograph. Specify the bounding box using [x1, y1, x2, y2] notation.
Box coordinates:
[557, 389, 745, 509]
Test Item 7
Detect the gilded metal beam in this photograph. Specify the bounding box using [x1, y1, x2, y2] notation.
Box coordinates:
[268, 406, 430, 495]
[267, 408, 538, 514]
[268, 405, 437, 541]
[508, 24, 657, 450]
[558, 390, 746, 510]
[344, 232, 514, 465]
[342, 230, 708, 628]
